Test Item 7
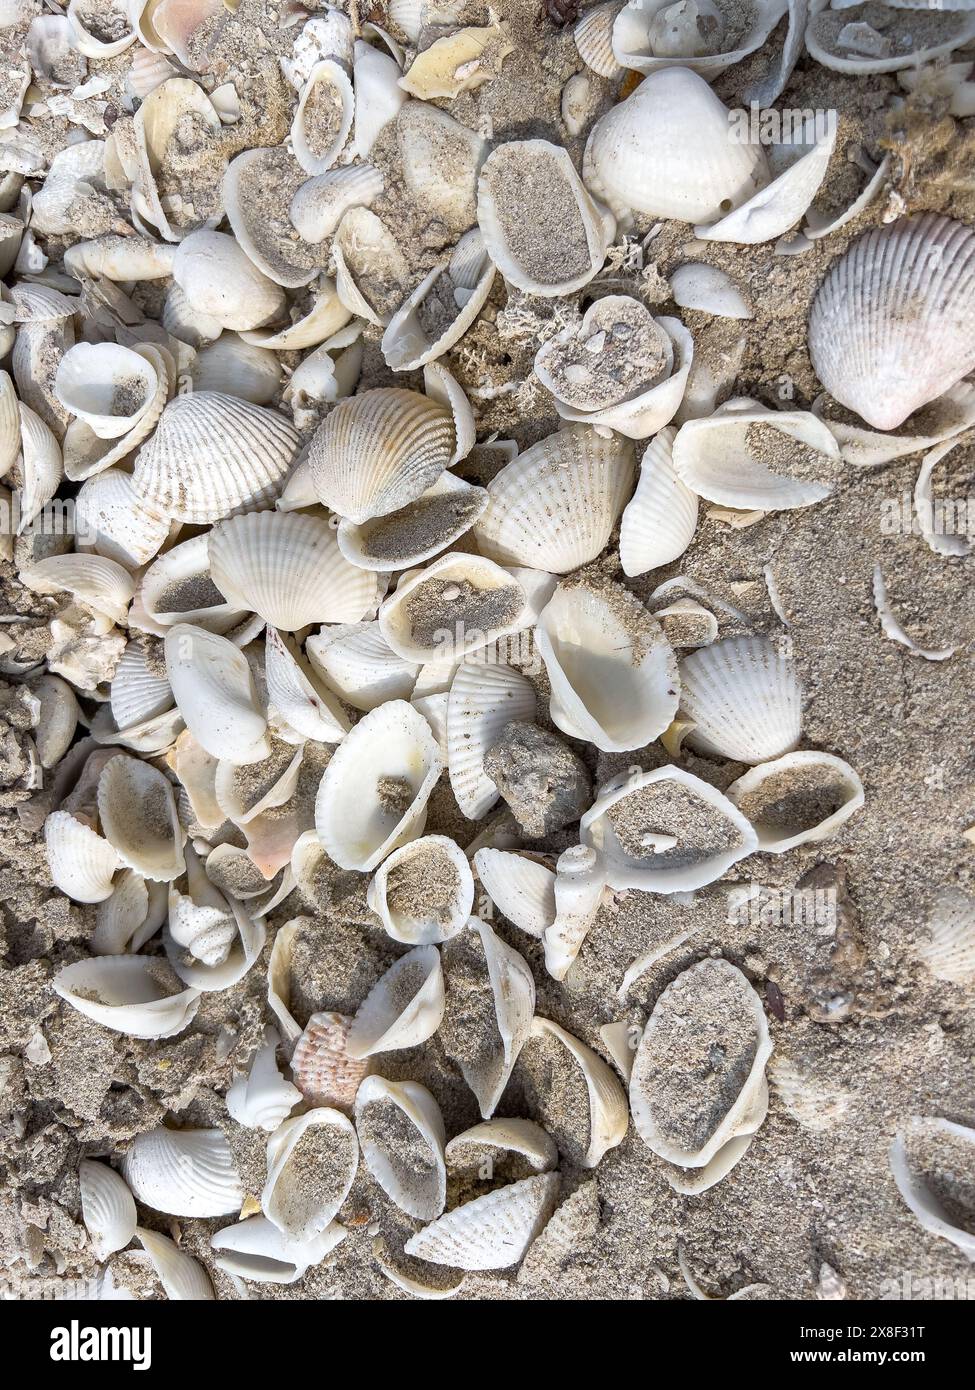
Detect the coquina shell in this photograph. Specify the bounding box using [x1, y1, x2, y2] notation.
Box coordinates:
[79, 1159, 137, 1261]
[678, 635, 802, 763]
[123, 1126, 244, 1217]
[403, 1172, 559, 1271]
[354, 1074, 447, 1220]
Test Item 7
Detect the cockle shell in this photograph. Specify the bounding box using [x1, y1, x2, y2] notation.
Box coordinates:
[446, 658, 537, 820]
[134, 1227, 214, 1300]
[477, 139, 615, 296]
[378, 553, 534, 664]
[529, 1016, 629, 1166]
[164, 624, 271, 765]
[289, 163, 384, 243]
[889, 1117, 975, 1262]
[91, 869, 168, 956]
[678, 635, 802, 762]
[137, 534, 245, 637]
[172, 229, 286, 331]
[45, 808, 120, 903]
[535, 582, 679, 752]
[473, 847, 556, 939]
[51, 956, 200, 1038]
[20, 553, 134, 627]
[404, 1172, 560, 1271]
[188, 336, 283, 406]
[291, 1011, 371, 1110]
[264, 627, 350, 744]
[211, 1215, 345, 1285]
[208, 510, 378, 631]
[263, 1108, 359, 1241]
[123, 1126, 244, 1217]
[336, 472, 488, 574]
[383, 230, 495, 372]
[31, 673, 80, 769]
[347, 944, 445, 1058]
[474, 426, 635, 572]
[54, 341, 158, 441]
[132, 79, 225, 242]
[15, 402, 62, 531]
[445, 1118, 559, 1174]
[315, 699, 442, 872]
[368, 834, 475, 944]
[223, 147, 328, 290]
[125, 46, 180, 103]
[355, 1074, 447, 1220]
[306, 621, 419, 711]
[768, 1054, 852, 1132]
[808, 214, 975, 431]
[918, 889, 975, 987]
[575, 1, 625, 77]
[619, 426, 699, 576]
[805, 3, 975, 75]
[0, 370, 19, 479]
[96, 752, 185, 881]
[612, 0, 788, 78]
[292, 59, 355, 175]
[726, 750, 864, 853]
[79, 1160, 137, 1261]
[75, 470, 171, 570]
[226, 1030, 302, 1132]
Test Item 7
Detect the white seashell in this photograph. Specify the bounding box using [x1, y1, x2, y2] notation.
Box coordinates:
[51, 956, 200, 1038]
[379, 553, 534, 664]
[575, 1, 625, 77]
[20, 553, 133, 627]
[332, 206, 408, 326]
[561, 71, 594, 137]
[475, 426, 635, 573]
[123, 1126, 244, 1217]
[223, 147, 328, 290]
[75, 470, 171, 570]
[382, 230, 495, 372]
[63, 235, 177, 282]
[399, 21, 512, 100]
[79, 1160, 137, 1261]
[582, 765, 758, 892]
[473, 848, 555, 939]
[189, 335, 283, 405]
[630, 958, 772, 1173]
[305, 621, 418, 711]
[478, 139, 615, 296]
[347, 944, 445, 1058]
[263, 1107, 358, 1241]
[612, 0, 787, 77]
[679, 634, 802, 762]
[808, 215, 975, 432]
[132, 79, 225, 242]
[264, 627, 350, 744]
[529, 1016, 629, 1166]
[336, 472, 488, 573]
[404, 1172, 559, 1271]
[45, 810, 120, 903]
[134, 1227, 214, 1300]
[62, 343, 173, 485]
[30, 673, 80, 769]
[445, 1118, 558, 1173]
[97, 752, 185, 882]
[208, 510, 378, 631]
[0, 371, 18, 479]
[542, 844, 608, 981]
[805, 4, 975, 75]
[373, 1235, 467, 1299]
[226, 1030, 302, 1132]
[918, 889, 975, 987]
[91, 870, 167, 956]
[162, 282, 224, 347]
[16, 403, 63, 533]
[164, 623, 271, 765]
[535, 582, 679, 752]
[172, 229, 286, 332]
[583, 68, 768, 223]
[889, 1118, 975, 1262]
[368, 835, 475, 944]
[133, 392, 300, 523]
[214, 741, 304, 825]
[289, 163, 384, 243]
[125, 46, 180, 104]
[138, 534, 244, 636]
[239, 278, 352, 351]
[292, 59, 354, 175]
[441, 919, 535, 1118]
[872, 563, 957, 663]
[599, 1020, 636, 1081]
[355, 1074, 447, 1220]
[68, 0, 136, 57]
[446, 658, 536, 820]
[165, 855, 268, 990]
[670, 263, 753, 319]
[27, 15, 80, 90]
[396, 102, 488, 235]
[211, 1215, 345, 1285]
[726, 751, 864, 853]
[768, 1055, 852, 1132]
[619, 426, 699, 577]
[351, 40, 406, 159]
[315, 699, 442, 872]
[915, 436, 972, 559]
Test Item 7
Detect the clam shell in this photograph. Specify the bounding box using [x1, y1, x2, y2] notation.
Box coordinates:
[768, 1054, 852, 1132]
[97, 752, 185, 881]
[79, 1160, 137, 1261]
[368, 834, 475, 944]
[805, 4, 975, 74]
[189, 335, 283, 405]
[347, 944, 445, 1058]
[0, 370, 18, 479]
[138, 533, 245, 636]
[223, 146, 327, 290]
[475, 425, 635, 573]
[918, 889, 975, 987]
[20, 553, 134, 627]
[889, 1117, 975, 1261]
[45, 809, 120, 903]
[472, 847, 556, 939]
[575, 1, 625, 77]
[123, 1126, 244, 1217]
[678, 634, 802, 762]
[808, 214, 975, 431]
[292, 59, 354, 175]
[262, 1107, 358, 1241]
[211, 1215, 345, 1285]
[619, 426, 699, 577]
[240, 279, 352, 351]
[397, 101, 488, 235]
[172, 229, 286, 331]
[612, 0, 787, 77]
[289, 164, 384, 244]
[132, 79, 225, 242]
[51, 956, 200, 1038]
[134, 1227, 214, 1300]
[726, 750, 864, 853]
[68, 0, 136, 56]
[62, 343, 173, 484]
[446, 657, 537, 820]
[91, 870, 166, 955]
[164, 623, 271, 765]
[333, 206, 408, 326]
[264, 627, 350, 743]
[445, 1119, 558, 1174]
[226, 1031, 301, 1132]
[54, 341, 158, 441]
[351, 38, 406, 158]
[306, 621, 419, 711]
[337, 472, 488, 573]
[75, 470, 171, 570]
[404, 1172, 559, 1271]
[400, 21, 512, 99]
[291, 1011, 371, 1110]
[16, 402, 62, 532]
[31, 673, 80, 769]
[378, 552, 532, 664]
[382, 229, 495, 371]
[355, 1074, 447, 1220]
[529, 1016, 629, 1166]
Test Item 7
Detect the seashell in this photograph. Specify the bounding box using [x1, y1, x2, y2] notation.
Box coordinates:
[653, 599, 719, 649]
[105, 644, 174, 744]
[441, 919, 535, 1119]
[403, 1172, 559, 1271]
[561, 71, 595, 138]
[134, 1227, 214, 1300]
[45, 809, 120, 903]
[915, 435, 973, 560]
[399, 22, 513, 99]
[166, 845, 238, 968]
[51, 956, 200, 1038]
[305, 621, 418, 712]
[678, 634, 802, 762]
[473, 847, 556, 939]
[396, 102, 488, 236]
[308, 387, 454, 525]
[619, 426, 699, 577]
[289, 163, 384, 243]
[96, 752, 185, 882]
[872, 563, 957, 663]
[373, 1235, 467, 1299]
[172, 229, 286, 332]
[292, 59, 355, 176]
[349, 39, 406, 160]
[332, 206, 409, 327]
[630, 958, 772, 1176]
[214, 740, 304, 825]
[336, 472, 488, 573]
[138, 534, 244, 636]
[368, 835, 475, 944]
[805, 4, 975, 75]
[208, 511, 378, 631]
[726, 750, 864, 853]
[918, 889, 975, 987]
[125, 45, 180, 103]
[264, 627, 350, 744]
[612, 0, 788, 79]
[378, 553, 534, 664]
[599, 1020, 637, 1081]
[164, 623, 271, 765]
[583, 68, 769, 223]
[535, 581, 679, 752]
[30, 673, 80, 769]
[542, 844, 608, 981]
[670, 263, 753, 319]
[227, 1030, 302, 1132]
[133, 392, 300, 523]
[162, 282, 224, 347]
[445, 1118, 558, 1174]
[123, 1126, 244, 1217]
[291, 1010, 371, 1110]
[477, 139, 615, 297]
[889, 1117, 975, 1261]
[188, 335, 283, 405]
[20, 553, 134, 627]
[382, 230, 495, 372]
[582, 765, 758, 892]
[768, 1055, 852, 1132]
[575, 1, 625, 78]
[166, 862, 268, 991]
[445, 658, 537, 820]
[262, 1108, 359, 1241]
[347, 944, 445, 1059]
[132, 78, 225, 241]
[91, 870, 167, 956]
[528, 1017, 629, 1166]
[474, 426, 635, 572]
[62, 342, 173, 485]
[27, 15, 82, 91]
[534, 301, 693, 439]
[16, 403, 63, 533]
[223, 147, 328, 290]
[67, 0, 137, 57]
[75, 470, 171, 570]
[808, 215, 975, 432]
[0, 371, 18, 480]
[211, 1215, 345, 1285]
[355, 1074, 447, 1220]
[315, 699, 442, 872]
[79, 1160, 137, 1261]
[63, 235, 177, 282]
[239, 278, 352, 351]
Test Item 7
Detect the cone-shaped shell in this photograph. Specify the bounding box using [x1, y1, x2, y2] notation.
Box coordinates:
[679, 635, 802, 763]
[354, 1074, 447, 1220]
[619, 426, 699, 576]
[726, 750, 864, 853]
[51, 956, 200, 1038]
[123, 1126, 244, 1217]
[262, 1108, 359, 1242]
[164, 623, 271, 765]
[404, 1172, 559, 1271]
[79, 1160, 137, 1261]
[97, 752, 185, 881]
[347, 944, 445, 1058]
[529, 1016, 629, 1165]
[306, 621, 419, 711]
[446, 658, 537, 820]
[368, 834, 475, 944]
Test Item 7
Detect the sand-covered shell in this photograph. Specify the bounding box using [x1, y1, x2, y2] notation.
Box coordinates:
[808, 215, 975, 431]
[51, 956, 200, 1039]
[45, 809, 121, 903]
[54, 341, 159, 441]
[670, 263, 753, 319]
[473, 848, 556, 939]
[172, 229, 286, 331]
[306, 621, 419, 711]
[726, 751, 864, 853]
[679, 635, 802, 763]
[347, 945, 445, 1058]
[208, 510, 378, 630]
[917, 889, 975, 987]
[314, 699, 442, 871]
[223, 146, 329, 290]
[399, 20, 513, 100]
[133, 392, 300, 523]
[378, 553, 533, 664]
[583, 68, 768, 222]
[336, 472, 488, 573]
[474, 426, 635, 573]
[291, 1011, 371, 1110]
[289, 163, 384, 243]
[96, 752, 185, 881]
[535, 582, 679, 752]
[16, 402, 62, 532]
[529, 1016, 629, 1166]
[805, 4, 975, 76]
[404, 1172, 559, 1271]
[382, 230, 495, 373]
[581, 765, 758, 892]
[134, 1227, 214, 1300]
[20, 553, 134, 627]
[396, 101, 488, 234]
[164, 624, 271, 765]
[612, 0, 788, 77]
[477, 139, 615, 296]
[619, 426, 699, 576]
[355, 1074, 447, 1220]
[292, 59, 355, 175]
[68, 0, 137, 56]
[445, 1118, 559, 1174]
[211, 1214, 345, 1285]
[62, 343, 173, 485]
[889, 1117, 975, 1261]
[446, 659, 537, 821]
[368, 835, 475, 944]
[123, 1126, 244, 1217]
[264, 627, 351, 744]
[262, 1108, 359, 1241]
[79, 1159, 137, 1260]
[226, 1030, 301, 1132]
[768, 1054, 852, 1132]
[137, 534, 246, 637]
[332, 206, 409, 326]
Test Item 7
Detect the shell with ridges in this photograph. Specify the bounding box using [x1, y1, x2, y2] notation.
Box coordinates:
[164, 623, 271, 765]
[134, 1227, 214, 1300]
[45, 809, 121, 903]
[289, 163, 384, 243]
[79, 1159, 137, 1260]
[446, 658, 537, 820]
[473, 848, 555, 939]
[918, 889, 975, 987]
[404, 1171, 559, 1271]
[619, 426, 699, 576]
[75, 470, 171, 570]
[679, 634, 802, 763]
[306, 621, 418, 711]
[123, 1126, 244, 1217]
[226, 1030, 302, 1132]
[291, 1010, 371, 1110]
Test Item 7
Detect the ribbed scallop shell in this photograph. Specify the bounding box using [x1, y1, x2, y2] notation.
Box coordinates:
[79, 1159, 137, 1260]
[208, 511, 378, 630]
[291, 1011, 371, 1110]
[473, 848, 556, 939]
[20, 553, 134, 627]
[355, 1074, 447, 1220]
[808, 214, 975, 431]
[918, 889, 975, 987]
[51, 956, 200, 1038]
[308, 387, 454, 524]
[135, 1228, 214, 1300]
[575, 1, 624, 78]
[404, 1172, 559, 1271]
[110, 643, 172, 733]
[265, 628, 350, 743]
[17, 402, 62, 530]
[446, 659, 537, 820]
[347, 945, 446, 1058]
[768, 1055, 852, 1132]
[133, 392, 300, 523]
[75, 469, 171, 570]
[97, 752, 185, 882]
[262, 1108, 359, 1242]
[123, 1126, 243, 1217]
[306, 622, 419, 711]
[726, 751, 864, 852]
[619, 426, 699, 577]
[45, 810, 120, 904]
[0, 370, 18, 479]
[368, 834, 475, 943]
[164, 624, 271, 765]
[679, 635, 802, 763]
[529, 1016, 629, 1165]
[475, 426, 635, 573]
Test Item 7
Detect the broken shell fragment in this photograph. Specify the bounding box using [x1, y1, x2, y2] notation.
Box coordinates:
[51, 956, 200, 1039]
[726, 750, 864, 853]
[211, 1215, 345, 1285]
[446, 659, 537, 821]
[305, 621, 418, 712]
[529, 1016, 628, 1166]
[226, 1031, 302, 1132]
[264, 627, 351, 744]
[382, 230, 496, 372]
[542, 844, 608, 981]
[347, 944, 445, 1058]
[134, 1227, 214, 1300]
[164, 624, 271, 765]
[292, 59, 355, 175]
[404, 1172, 559, 1271]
